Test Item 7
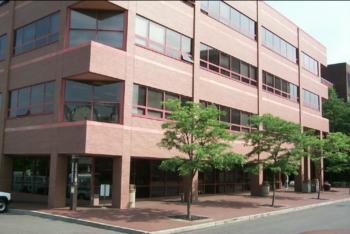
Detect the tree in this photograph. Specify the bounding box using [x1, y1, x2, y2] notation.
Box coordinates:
[244, 114, 303, 207]
[323, 88, 350, 133]
[322, 133, 350, 195]
[158, 100, 245, 220]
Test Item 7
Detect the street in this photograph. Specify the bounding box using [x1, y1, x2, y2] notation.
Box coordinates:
[0, 212, 126, 234]
[187, 201, 350, 234]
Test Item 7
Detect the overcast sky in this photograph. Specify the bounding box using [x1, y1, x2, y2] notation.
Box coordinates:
[266, 1, 350, 65]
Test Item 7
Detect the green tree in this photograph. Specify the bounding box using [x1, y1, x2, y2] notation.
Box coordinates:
[323, 88, 350, 133]
[322, 133, 350, 195]
[244, 114, 303, 207]
[159, 100, 245, 220]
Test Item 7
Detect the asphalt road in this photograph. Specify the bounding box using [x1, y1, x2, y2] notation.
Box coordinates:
[187, 201, 350, 234]
[0, 212, 126, 234]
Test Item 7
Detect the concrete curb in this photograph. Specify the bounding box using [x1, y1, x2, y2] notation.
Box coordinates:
[9, 209, 147, 234]
[151, 197, 350, 234]
[10, 197, 350, 234]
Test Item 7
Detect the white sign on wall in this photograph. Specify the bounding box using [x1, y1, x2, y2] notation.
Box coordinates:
[100, 184, 110, 197]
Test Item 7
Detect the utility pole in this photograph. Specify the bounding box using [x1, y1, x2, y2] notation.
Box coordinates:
[70, 155, 79, 211]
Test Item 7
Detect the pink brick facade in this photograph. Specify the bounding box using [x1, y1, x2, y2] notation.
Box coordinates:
[0, 1, 328, 208]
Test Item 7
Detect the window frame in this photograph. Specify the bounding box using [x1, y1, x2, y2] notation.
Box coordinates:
[68, 8, 126, 50]
[200, 43, 258, 87]
[303, 89, 320, 111]
[135, 15, 193, 63]
[0, 34, 7, 60]
[63, 80, 122, 123]
[200, 0, 256, 40]
[261, 27, 297, 63]
[14, 11, 60, 56]
[132, 84, 191, 121]
[200, 100, 255, 133]
[301, 52, 319, 76]
[262, 71, 299, 103]
[8, 81, 55, 118]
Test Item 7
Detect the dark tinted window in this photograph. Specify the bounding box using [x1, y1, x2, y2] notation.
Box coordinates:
[0, 34, 7, 60]
[14, 12, 60, 55]
[9, 81, 55, 117]
[69, 9, 125, 49]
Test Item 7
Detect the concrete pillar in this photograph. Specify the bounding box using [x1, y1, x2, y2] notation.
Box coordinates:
[304, 156, 311, 181]
[316, 157, 324, 189]
[112, 156, 130, 209]
[48, 153, 68, 208]
[295, 157, 304, 192]
[250, 163, 263, 196]
[0, 155, 12, 192]
[183, 172, 198, 202]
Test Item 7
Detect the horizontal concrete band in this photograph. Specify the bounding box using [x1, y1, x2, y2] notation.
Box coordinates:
[10, 197, 350, 234]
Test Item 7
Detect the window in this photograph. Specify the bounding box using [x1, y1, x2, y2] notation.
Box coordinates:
[262, 71, 299, 102]
[12, 157, 49, 195]
[132, 84, 190, 120]
[301, 52, 318, 75]
[200, 43, 257, 86]
[8, 81, 55, 118]
[200, 100, 255, 132]
[303, 89, 319, 110]
[64, 80, 121, 123]
[0, 34, 7, 60]
[14, 12, 59, 55]
[200, 0, 256, 39]
[135, 15, 193, 62]
[261, 27, 297, 63]
[69, 9, 125, 49]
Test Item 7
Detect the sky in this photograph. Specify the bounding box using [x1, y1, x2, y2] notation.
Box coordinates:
[266, 1, 350, 65]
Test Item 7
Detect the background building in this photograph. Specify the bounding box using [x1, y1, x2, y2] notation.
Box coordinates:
[0, 1, 329, 209]
[323, 63, 350, 102]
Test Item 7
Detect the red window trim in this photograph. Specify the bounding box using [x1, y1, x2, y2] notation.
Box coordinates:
[63, 80, 123, 123]
[135, 15, 193, 63]
[132, 84, 191, 121]
[13, 11, 60, 56]
[67, 8, 127, 50]
[200, 100, 255, 133]
[200, 1, 256, 40]
[8, 81, 55, 119]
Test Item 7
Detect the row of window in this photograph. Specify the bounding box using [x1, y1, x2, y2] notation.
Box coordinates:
[135, 15, 192, 62]
[301, 52, 318, 75]
[69, 9, 125, 49]
[8, 81, 55, 118]
[200, 43, 257, 86]
[200, 101, 254, 133]
[262, 71, 299, 102]
[261, 27, 297, 63]
[132, 84, 191, 119]
[64, 80, 122, 123]
[0, 34, 7, 60]
[303, 89, 319, 110]
[14, 12, 60, 55]
[200, 0, 255, 39]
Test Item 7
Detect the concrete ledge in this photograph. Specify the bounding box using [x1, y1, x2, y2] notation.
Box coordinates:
[10, 197, 350, 234]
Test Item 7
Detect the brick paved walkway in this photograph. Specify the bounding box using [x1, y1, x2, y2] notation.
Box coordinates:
[11, 188, 350, 232]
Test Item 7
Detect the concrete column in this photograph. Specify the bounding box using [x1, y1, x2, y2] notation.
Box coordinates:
[316, 157, 324, 189]
[304, 156, 311, 181]
[48, 153, 68, 208]
[250, 163, 263, 196]
[295, 157, 304, 192]
[0, 155, 12, 192]
[112, 156, 130, 209]
[183, 172, 198, 202]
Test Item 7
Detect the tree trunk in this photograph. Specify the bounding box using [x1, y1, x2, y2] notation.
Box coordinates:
[186, 173, 193, 220]
[272, 173, 276, 207]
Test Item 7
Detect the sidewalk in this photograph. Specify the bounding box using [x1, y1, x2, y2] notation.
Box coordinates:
[11, 188, 350, 233]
